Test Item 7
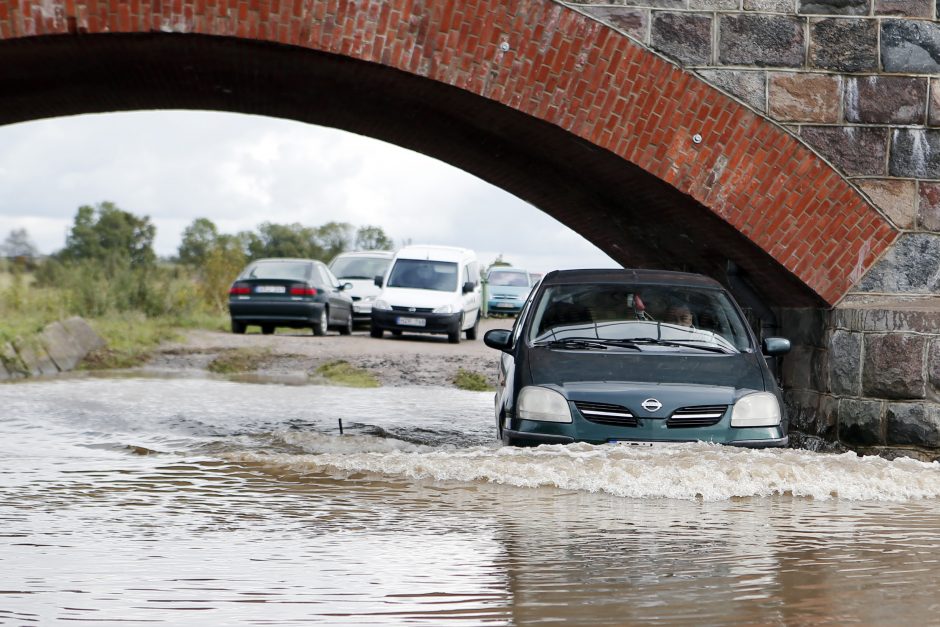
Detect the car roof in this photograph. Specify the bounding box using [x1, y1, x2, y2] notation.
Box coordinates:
[395, 245, 475, 262]
[487, 267, 528, 273]
[540, 268, 726, 289]
[252, 257, 319, 264]
[333, 250, 394, 259]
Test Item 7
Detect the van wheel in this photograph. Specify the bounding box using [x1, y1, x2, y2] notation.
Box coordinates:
[370, 327, 383, 339]
[313, 307, 329, 336]
[448, 316, 462, 344]
[466, 315, 479, 340]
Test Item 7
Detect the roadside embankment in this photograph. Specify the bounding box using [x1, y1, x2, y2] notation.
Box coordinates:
[0, 317, 106, 380]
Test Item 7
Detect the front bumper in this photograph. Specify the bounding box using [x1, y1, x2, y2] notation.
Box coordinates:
[487, 299, 524, 314]
[371, 309, 462, 335]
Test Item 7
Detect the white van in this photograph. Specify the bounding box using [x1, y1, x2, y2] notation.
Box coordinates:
[370, 245, 482, 343]
[328, 250, 394, 327]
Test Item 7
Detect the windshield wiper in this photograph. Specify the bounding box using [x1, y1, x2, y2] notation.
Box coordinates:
[339, 275, 372, 280]
[534, 338, 610, 351]
[630, 338, 732, 354]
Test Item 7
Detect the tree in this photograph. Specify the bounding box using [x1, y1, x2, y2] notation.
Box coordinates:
[355, 225, 393, 251]
[60, 201, 156, 268]
[248, 222, 321, 259]
[178, 217, 220, 266]
[315, 221, 353, 261]
[0, 228, 38, 259]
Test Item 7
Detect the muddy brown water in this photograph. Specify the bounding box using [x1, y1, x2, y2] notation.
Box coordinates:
[4, 375, 940, 626]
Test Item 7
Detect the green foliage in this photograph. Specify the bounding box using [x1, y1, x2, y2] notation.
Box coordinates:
[60, 201, 157, 268]
[315, 360, 380, 388]
[355, 225, 393, 251]
[208, 347, 273, 374]
[453, 368, 493, 391]
[1, 228, 39, 260]
[177, 217, 220, 266]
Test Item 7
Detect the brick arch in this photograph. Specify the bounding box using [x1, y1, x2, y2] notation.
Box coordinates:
[0, 0, 898, 306]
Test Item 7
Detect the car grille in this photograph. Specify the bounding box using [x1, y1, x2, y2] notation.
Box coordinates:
[351, 296, 361, 302]
[391, 306, 433, 313]
[666, 405, 728, 429]
[574, 401, 638, 427]
[493, 295, 519, 300]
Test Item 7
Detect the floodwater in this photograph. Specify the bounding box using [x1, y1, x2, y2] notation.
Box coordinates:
[4, 377, 940, 626]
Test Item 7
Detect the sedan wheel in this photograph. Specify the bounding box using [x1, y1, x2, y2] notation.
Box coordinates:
[261, 325, 275, 335]
[338, 311, 353, 336]
[231, 319, 246, 334]
[313, 307, 329, 336]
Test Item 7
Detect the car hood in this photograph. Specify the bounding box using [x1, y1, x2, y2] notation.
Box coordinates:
[380, 286, 459, 308]
[526, 347, 766, 394]
[341, 278, 382, 300]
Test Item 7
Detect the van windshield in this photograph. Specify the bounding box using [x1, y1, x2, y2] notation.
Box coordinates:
[387, 259, 459, 292]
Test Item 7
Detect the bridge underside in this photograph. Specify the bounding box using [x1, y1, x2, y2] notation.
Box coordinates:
[0, 33, 822, 307]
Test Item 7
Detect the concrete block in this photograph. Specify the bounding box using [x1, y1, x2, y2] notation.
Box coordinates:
[800, 126, 887, 177]
[40, 321, 83, 372]
[856, 179, 917, 230]
[863, 333, 927, 400]
[651, 12, 712, 65]
[886, 402, 940, 447]
[882, 20, 940, 74]
[839, 398, 884, 445]
[829, 330, 862, 395]
[768, 72, 842, 123]
[62, 317, 106, 355]
[809, 18, 878, 72]
[718, 15, 805, 67]
[846, 76, 927, 125]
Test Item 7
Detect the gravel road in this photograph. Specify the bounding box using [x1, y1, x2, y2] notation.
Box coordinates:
[145, 317, 515, 388]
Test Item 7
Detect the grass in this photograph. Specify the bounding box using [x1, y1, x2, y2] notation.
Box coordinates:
[315, 360, 380, 388]
[208, 347, 273, 374]
[453, 368, 493, 391]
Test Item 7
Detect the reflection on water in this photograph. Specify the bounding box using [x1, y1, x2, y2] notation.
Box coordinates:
[2, 377, 940, 625]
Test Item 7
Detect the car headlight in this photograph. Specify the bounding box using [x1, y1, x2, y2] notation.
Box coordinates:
[372, 299, 391, 311]
[517, 386, 572, 423]
[434, 303, 455, 314]
[730, 392, 781, 427]
[361, 295, 375, 303]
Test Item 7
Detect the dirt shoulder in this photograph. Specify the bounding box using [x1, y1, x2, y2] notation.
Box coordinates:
[144, 317, 516, 388]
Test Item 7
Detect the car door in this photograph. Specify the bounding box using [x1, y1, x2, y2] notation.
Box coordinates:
[461, 262, 480, 329]
[321, 264, 352, 324]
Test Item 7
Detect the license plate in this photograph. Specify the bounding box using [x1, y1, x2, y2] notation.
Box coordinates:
[255, 285, 286, 294]
[397, 316, 426, 327]
[610, 440, 671, 448]
[495, 303, 515, 308]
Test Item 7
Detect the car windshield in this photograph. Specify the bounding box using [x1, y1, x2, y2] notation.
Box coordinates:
[528, 283, 752, 353]
[330, 256, 391, 280]
[240, 261, 311, 281]
[488, 270, 529, 287]
[387, 259, 459, 292]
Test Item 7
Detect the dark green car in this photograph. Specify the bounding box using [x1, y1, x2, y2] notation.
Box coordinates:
[483, 269, 791, 448]
[228, 258, 355, 336]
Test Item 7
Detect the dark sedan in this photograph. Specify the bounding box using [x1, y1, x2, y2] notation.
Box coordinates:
[483, 268, 791, 448]
[228, 258, 354, 336]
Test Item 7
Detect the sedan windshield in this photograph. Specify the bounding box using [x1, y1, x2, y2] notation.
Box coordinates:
[528, 283, 752, 352]
[330, 256, 391, 280]
[387, 259, 458, 291]
[488, 270, 529, 287]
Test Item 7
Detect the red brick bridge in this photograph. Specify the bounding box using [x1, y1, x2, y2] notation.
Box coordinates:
[0, 0, 937, 454]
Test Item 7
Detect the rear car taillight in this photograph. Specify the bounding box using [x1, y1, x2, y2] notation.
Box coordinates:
[229, 283, 251, 295]
[290, 284, 317, 296]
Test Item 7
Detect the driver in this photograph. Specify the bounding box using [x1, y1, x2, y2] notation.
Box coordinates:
[665, 304, 694, 327]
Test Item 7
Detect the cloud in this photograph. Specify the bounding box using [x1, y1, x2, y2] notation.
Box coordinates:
[0, 110, 618, 273]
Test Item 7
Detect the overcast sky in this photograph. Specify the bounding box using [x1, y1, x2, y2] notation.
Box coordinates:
[0, 110, 618, 274]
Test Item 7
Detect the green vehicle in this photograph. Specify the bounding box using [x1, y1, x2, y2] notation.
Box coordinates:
[483, 269, 792, 448]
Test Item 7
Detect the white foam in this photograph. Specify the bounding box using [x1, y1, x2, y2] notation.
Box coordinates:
[226, 437, 940, 502]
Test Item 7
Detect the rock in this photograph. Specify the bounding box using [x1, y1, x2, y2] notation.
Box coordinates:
[651, 12, 712, 65]
[719, 15, 804, 67]
[39, 321, 84, 372]
[697, 69, 766, 111]
[881, 20, 940, 73]
[12, 338, 58, 376]
[800, 126, 887, 176]
[800, 0, 870, 14]
[829, 330, 862, 395]
[62, 317, 106, 354]
[809, 18, 878, 72]
[886, 403, 940, 446]
[890, 129, 940, 178]
[839, 398, 884, 445]
[857, 233, 940, 293]
[845, 76, 927, 125]
[768, 72, 842, 123]
[862, 333, 927, 399]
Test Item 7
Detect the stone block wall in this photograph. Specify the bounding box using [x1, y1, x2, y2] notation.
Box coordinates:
[564, 1, 940, 276]
[0, 317, 105, 380]
[780, 297, 940, 459]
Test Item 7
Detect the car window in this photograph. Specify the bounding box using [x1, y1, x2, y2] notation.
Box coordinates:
[528, 283, 751, 352]
[488, 270, 529, 287]
[330, 255, 391, 280]
[323, 265, 342, 288]
[387, 259, 458, 292]
[240, 261, 312, 281]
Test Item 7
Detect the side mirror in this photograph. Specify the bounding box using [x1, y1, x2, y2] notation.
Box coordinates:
[762, 337, 791, 356]
[374, 275, 384, 288]
[341, 282, 353, 291]
[484, 329, 513, 352]
[462, 281, 475, 294]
